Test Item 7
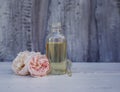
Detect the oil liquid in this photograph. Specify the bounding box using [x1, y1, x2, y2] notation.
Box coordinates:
[46, 42, 67, 74]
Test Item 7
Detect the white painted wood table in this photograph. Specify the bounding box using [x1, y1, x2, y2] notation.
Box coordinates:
[0, 62, 120, 92]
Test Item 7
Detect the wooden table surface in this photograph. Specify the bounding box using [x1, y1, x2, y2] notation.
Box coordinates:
[0, 62, 120, 92]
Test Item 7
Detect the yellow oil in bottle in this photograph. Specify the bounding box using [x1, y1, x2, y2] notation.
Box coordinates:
[46, 42, 67, 74]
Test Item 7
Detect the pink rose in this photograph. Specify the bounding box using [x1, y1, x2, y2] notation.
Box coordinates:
[28, 54, 50, 77]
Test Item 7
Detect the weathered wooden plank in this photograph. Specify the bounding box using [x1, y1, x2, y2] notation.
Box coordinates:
[32, 0, 50, 54]
[96, 0, 120, 62]
[21, 0, 34, 51]
[0, 0, 120, 62]
[0, 0, 11, 61]
[0, 0, 34, 61]
[87, 0, 99, 62]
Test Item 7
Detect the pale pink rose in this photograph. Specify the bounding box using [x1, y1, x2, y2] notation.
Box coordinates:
[28, 54, 50, 77]
[12, 51, 31, 76]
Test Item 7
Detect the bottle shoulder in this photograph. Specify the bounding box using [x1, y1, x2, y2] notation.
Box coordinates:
[46, 33, 66, 42]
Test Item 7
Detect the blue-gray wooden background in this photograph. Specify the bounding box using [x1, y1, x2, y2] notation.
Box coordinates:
[0, 0, 120, 62]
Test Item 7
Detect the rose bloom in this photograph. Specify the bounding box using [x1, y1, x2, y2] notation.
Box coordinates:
[28, 54, 50, 77]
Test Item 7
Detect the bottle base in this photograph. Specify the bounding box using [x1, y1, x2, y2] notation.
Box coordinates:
[50, 62, 67, 75]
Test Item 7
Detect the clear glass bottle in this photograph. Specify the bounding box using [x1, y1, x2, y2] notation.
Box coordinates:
[46, 23, 67, 75]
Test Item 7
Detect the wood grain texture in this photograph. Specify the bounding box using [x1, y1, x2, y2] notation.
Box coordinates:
[0, 0, 120, 62]
[0, 0, 34, 61]
[96, 0, 120, 62]
[32, 0, 49, 54]
[87, 0, 99, 62]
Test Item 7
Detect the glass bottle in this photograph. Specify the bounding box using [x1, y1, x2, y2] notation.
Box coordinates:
[46, 23, 67, 75]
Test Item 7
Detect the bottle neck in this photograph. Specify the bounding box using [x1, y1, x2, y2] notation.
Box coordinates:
[51, 28, 61, 34]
